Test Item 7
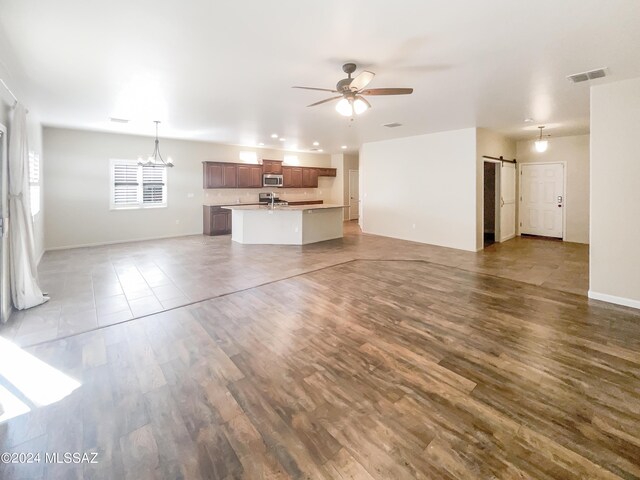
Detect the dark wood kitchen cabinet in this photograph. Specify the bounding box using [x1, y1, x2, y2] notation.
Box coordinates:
[262, 159, 283, 174]
[237, 164, 263, 188]
[203, 206, 232, 235]
[302, 168, 319, 188]
[292, 168, 303, 187]
[283, 166, 303, 188]
[316, 167, 337, 177]
[203, 162, 238, 188]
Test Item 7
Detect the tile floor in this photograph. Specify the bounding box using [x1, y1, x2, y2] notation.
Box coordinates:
[0, 223, 589, 346]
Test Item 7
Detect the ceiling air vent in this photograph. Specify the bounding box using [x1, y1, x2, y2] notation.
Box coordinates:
[567, 68, 608, 83]
[383, 122, 403, 128]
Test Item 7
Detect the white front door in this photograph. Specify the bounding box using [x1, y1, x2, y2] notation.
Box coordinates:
[348, 170, 359, 220]
[500, 163, 516, 242]
[520, 163, 564, 238]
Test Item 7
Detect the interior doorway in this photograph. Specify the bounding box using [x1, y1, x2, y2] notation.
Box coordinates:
[348, 169, 359, 221]
[483, 162, 499, 246]
[482, 159, 517, 248]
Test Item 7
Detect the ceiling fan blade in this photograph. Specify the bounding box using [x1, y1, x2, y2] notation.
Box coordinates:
[349, 71, 375, 91]
[292, 86, 338, 92]
[307, 95, 343, 107]
[361, 88, 413, 95]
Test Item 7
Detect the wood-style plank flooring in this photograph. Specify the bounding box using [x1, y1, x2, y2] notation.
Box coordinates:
[0, 224, 589, 346]
[1, 257, 639, 479]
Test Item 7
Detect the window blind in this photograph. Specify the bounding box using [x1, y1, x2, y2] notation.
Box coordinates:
[142, 165, 166, 204]
[28, 151, 40, 215]
[111, 160, 167, 209]
[113, 162, 140, 206]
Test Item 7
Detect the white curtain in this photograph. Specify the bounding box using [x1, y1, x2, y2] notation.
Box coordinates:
[8, 103, 48, 311]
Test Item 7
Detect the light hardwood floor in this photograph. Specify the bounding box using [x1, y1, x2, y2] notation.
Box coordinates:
[0, 224, 589, 346]
[1, 255, 639, 479]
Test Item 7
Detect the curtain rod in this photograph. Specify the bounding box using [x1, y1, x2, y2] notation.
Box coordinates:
[0, 78, 19, 106]
[483, 155, 516, 164]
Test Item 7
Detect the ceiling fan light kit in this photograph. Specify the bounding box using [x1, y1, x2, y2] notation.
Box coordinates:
[293, 63, 413, 117]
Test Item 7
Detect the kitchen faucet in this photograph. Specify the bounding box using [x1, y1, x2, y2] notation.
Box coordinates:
[270, 192, 275, 209]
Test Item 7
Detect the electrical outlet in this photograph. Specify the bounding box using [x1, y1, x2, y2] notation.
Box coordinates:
[187, 193, 194, 198]
[176, 219, 180, 224]
[412, 223, 416, 229]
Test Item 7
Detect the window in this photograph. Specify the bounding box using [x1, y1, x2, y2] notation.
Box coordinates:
[239, 151, 258, 163]
[110, 160, 167, 209]
[28, 151, 40, 216]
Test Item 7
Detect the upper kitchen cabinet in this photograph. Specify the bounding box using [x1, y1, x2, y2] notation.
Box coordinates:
[203, 162, 241, 188]
[302, 168, 318, 188]
[262, 159, 283, 174]
[283, 166, 304, 188]
[317, 168, 337, 177]
[237, 164, 263, 188]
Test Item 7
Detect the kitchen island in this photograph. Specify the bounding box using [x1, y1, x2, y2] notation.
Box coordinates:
[222, 204, 347, 245]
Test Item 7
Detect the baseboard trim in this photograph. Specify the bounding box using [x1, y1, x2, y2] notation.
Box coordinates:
[588, 290, 640, 310]
[45, 232, 202, 252]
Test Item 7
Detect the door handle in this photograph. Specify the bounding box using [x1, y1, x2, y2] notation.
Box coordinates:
[557, 196, 563, 203]
[500, 197, 505, 207]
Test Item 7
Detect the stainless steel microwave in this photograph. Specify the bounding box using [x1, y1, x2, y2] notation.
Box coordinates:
[263, 174, 284, 187]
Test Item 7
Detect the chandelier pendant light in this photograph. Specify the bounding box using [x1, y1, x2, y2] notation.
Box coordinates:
[535, 126, 549, 153]
[138, 120, 174, 167]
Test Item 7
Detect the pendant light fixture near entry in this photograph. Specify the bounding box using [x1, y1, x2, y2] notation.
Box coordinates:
[138, 121, 174, 167]
[535, 126, 549, 153]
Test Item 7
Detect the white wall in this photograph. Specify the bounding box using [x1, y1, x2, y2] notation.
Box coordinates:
[517, 135, 590, 244]
[361, 128, 478, 251]
[43, 127, 332, 250]
[476, 128, 516, 250]
[589, 77, 640, 309]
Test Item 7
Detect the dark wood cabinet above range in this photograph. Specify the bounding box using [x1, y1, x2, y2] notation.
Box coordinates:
[203, 161, 336, 189]
[262, 159, 283, 174]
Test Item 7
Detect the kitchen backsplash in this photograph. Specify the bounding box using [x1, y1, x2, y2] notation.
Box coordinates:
[203, 187, 326, 205]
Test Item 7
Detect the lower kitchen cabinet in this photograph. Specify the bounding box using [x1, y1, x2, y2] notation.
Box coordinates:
[203, 206, 232, 235]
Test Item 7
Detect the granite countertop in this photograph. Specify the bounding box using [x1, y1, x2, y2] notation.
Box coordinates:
[203, 202, 266, 207]
[221, 204, 347, 211]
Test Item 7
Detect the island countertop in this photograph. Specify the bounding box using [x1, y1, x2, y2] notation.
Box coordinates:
[222, 204, 347, 211]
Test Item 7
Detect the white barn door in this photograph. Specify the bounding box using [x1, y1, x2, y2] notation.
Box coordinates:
[500, 162, 516, 242]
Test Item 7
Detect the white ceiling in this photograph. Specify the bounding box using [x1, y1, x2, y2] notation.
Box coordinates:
[1, 0, 640, 153]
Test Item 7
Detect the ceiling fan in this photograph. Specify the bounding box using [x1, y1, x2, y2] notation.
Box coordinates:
[293, 63, 414, 117]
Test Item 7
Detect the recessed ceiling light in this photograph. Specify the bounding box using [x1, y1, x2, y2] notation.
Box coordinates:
[313, 141, 319, 146]
[258, 142, 265, 146]
[318, 149, 324, 152]
[341, 145, 347, 149]
[109, 117, 129, 123]
[524, 118, 534, 123]
[271, 133, 278, 138]
[289, 145, 298, 150]
[279, 137, 286, 142]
